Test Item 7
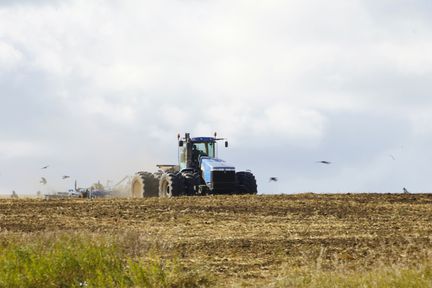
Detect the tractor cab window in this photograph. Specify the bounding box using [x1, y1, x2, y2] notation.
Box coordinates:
[193, 142, 215, 158]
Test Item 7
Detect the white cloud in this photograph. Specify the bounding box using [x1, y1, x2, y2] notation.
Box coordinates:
[377, 42, 432, 75]
[79, 96, 137, 125]
[0, 42, 22, 70]
[199, 102, 327, 147]
[0, 0, 431, 194]
[0, 140, 47, 159]
[261, 105, 326, 142]
[407, 108, 432, 136]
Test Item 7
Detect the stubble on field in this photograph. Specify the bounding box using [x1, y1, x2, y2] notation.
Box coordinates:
[1, 194, 432, 286]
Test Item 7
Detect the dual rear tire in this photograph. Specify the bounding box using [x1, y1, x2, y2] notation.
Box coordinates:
[158, 173, 184, 197]
[131, 172, 184, 198]
[131, 172, 159, 198]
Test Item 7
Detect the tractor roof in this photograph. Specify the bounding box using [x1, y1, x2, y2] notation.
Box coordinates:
[190, 137, 216, 143]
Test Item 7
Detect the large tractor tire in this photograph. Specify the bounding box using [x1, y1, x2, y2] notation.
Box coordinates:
[182, 171, 202, 196]
[159, 173, 184, 197]
[131, 172, 159, 198]
[236, 171, 258, 194]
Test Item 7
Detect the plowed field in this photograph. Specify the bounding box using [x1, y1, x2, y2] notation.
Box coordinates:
[1, 194, 432, 286]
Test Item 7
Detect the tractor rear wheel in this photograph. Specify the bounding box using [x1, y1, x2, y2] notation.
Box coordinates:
[236, 171, 258, 194]
[131, 172, 159, 198]
[159, 173, 184, 197]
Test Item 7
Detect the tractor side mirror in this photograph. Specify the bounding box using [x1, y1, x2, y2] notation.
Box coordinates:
[179, 140, 184, 147]
[225, 141, 228, 148]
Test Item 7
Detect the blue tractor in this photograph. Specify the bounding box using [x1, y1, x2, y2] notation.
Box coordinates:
[131, 133, 257, 197]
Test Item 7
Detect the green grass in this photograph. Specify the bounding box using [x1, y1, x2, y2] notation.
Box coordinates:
[1, 233, 431, 288]
[0, 233, 212, 288]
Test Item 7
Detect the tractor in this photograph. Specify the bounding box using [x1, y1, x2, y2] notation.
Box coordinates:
[131, 133, 257, 197]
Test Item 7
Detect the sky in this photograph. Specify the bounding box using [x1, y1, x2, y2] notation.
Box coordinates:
[1, 0, 432, 195]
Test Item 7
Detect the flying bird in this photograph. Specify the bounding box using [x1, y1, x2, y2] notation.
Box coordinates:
[41, 165, 49, 169]
[316, 161, 332, 165]
[62, 175, 70, 179]
[40, 177, 47, 185]
[269, 177, 278, 182]
[11, 190, 18, 198]
[388, 154, 396, 160]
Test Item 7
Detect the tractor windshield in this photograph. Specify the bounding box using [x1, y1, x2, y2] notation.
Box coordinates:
[193, 142, 215, 158]
[178, 140, 216, 171]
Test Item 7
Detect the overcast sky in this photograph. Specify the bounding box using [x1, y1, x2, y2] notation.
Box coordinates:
[1, 0, 432, 195]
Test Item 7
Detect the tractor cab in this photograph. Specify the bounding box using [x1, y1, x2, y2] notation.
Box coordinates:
[179, 136, 218, 170]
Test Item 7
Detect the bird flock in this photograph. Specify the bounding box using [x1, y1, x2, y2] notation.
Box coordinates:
[269, 160, 332, 182]
[2, 150, 412, 197]
[268, 157, 410, 194]
[39, 165, 70, 185]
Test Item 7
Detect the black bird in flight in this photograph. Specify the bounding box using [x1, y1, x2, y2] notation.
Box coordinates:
[316, 161, 332, 165]
[41, 165, 49, 169]
[40, 177, 47, 185]
[62, 175, 70, 179]
[269, 177, 278, 182]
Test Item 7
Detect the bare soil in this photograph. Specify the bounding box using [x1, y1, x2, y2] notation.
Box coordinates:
[1, 194, 432, 286]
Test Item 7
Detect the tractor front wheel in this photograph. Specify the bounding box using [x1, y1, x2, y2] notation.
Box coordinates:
[182, 171, 202, 196]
